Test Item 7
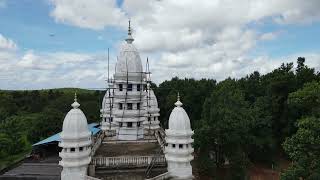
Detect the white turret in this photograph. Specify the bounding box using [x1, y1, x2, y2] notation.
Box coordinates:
[144, 85, 160, 134]
[165, 93, 194, 179]
[59, 94, 92, 180]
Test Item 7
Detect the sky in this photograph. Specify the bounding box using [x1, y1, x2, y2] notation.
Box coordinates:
[0, 0, 320, 90]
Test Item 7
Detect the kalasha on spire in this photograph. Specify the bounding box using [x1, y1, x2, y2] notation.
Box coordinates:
[125, 20, 134, 44]
[71, 92, 80, 109]
[175, 92, 183, 107]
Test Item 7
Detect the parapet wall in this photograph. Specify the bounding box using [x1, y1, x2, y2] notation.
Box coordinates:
[92, 155, 166, 169]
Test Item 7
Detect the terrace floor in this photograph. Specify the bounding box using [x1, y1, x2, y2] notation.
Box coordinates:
[94, 141, 163, 157]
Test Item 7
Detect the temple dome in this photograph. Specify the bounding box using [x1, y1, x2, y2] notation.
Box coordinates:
[115, 22, 143, 76]
[115, 41, 143, 75]
[168, 98, 191, 131]
[61, 99, 90, 139]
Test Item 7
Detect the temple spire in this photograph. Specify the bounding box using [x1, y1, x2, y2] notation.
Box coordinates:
[74, 92, 77, 102]
[125, 20, 134, 44]
[72, 92, 80, 109]
[128, 20, 132, 35]
[175, 92, 183, 107]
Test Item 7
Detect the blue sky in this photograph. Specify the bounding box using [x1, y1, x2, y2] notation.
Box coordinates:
[0, 0, 319, 89]
[253, 21, 320, 58]
[0, 0, 125, 53]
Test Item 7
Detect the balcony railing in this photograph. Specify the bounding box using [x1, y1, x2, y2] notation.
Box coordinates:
[91, 155, 166, 168]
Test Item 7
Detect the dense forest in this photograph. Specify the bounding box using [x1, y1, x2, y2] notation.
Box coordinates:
[0, 88, 104, 170]
[1, 57, 320, 179]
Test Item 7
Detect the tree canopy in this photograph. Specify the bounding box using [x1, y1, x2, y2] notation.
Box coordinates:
[0, 57, 319, 179]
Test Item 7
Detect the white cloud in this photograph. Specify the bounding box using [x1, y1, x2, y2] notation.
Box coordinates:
[0, 34, 18, 84]
[0, 34, 17, 50]
[119, 0, 320, 83]
[124, 0, 320, 52]
[260, 31, 283, 41]
[0, 33, 108, 89]
[49, 0, 126, 30]
[149, 52, 320, 83]
[272, 0, 320, 24]
[2, 1, 320, 89]
[0, 48, 110, 89]
[17, 51, 56, 70]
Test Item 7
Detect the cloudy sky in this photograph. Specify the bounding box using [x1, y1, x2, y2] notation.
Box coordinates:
[0, 0, 320, 90]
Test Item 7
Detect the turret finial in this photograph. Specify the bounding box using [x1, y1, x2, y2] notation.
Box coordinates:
[74, 92, 77, 102]
[125, 20, 134, 44]
[128, 19, 131, 35]
[72, 92, 80, 109]
[175, 92, 183, 107]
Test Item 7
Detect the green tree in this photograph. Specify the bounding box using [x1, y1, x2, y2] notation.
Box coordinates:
[0, 117, 30, 155]
[155, 77, 215, 128]
[262, 62, 297, 144]
[0, 93, 18, 121]
[28, 108, 64, 143]
[248, 96, 276, 164]
[195, 79, 251, 179]
[281, 117, 320, 180]
[288, 81, 320, 118]
[0, 133, 12, 158]
[296, 57, 317, 89]
[281, 81, 320, 179]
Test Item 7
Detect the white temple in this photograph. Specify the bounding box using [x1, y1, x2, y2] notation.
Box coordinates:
[165, 93, 194, 179]
[100, 21, 147, 140]
[1, 21, 195, 180]
[0, 22, 198, 180]
[59, 94, 92, 180]
[60, 21, 194, 180]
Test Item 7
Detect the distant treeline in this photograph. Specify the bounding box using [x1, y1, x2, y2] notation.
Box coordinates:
[1, 57, 320, 179]
[153, 57, 320, 179]
[0, 88, 103, 164]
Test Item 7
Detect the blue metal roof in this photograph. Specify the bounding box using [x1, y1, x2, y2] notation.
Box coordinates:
[88, 122, 99, 129]
[91, 127, 100, 135]
[33, 123, 101, 146]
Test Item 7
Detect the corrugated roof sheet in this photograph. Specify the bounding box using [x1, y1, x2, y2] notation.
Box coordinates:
[33, 123, 100, 146]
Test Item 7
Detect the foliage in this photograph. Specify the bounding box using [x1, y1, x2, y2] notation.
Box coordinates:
[0, 88, 102, 162]
[0, 57, 319, 178]
[281, 81, 320, 179]
[281, 117, 320, 180]
[194, 79, 252, 179]
[191, 58, 319, 178]
[154, 77, 216, 128]
[288, 81, 320, 118]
